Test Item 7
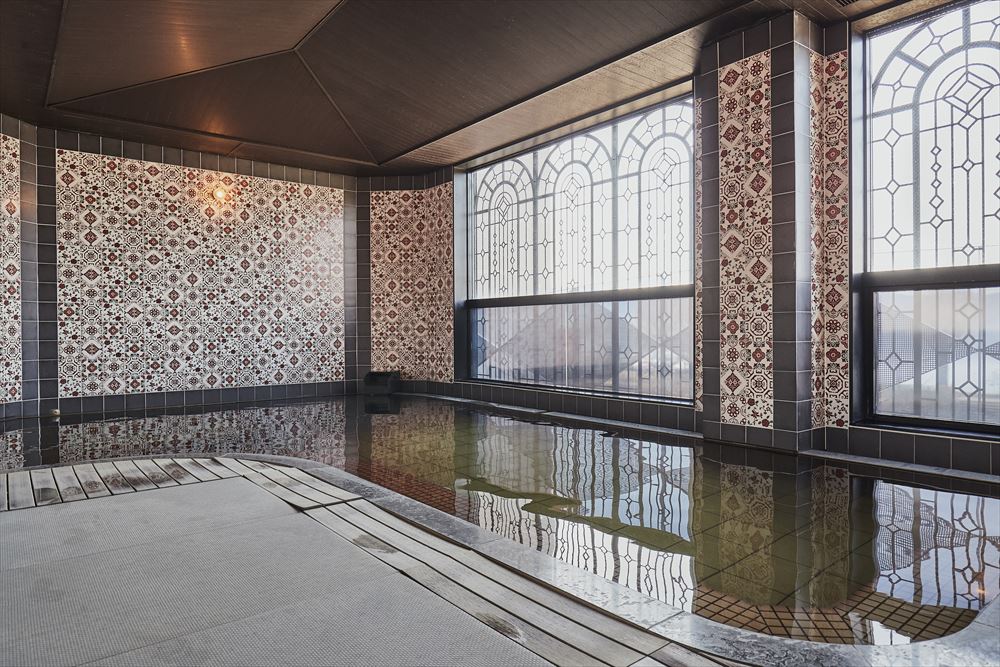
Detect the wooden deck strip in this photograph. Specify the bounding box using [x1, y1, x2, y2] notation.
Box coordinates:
[241, 470, 321, 510]
[193, 458, 240, 479]
[113, 460, 158, 491]
[153, 459, 199, 485]
[172, 458, 220, 482]
[94, 462, 135, 494]
[133, 459, 179, 487]
[307, 507, 596, 667]
[213, 457, 257, 477]
[72, 464, 111, 498]
[329, 502, 643, 667]
[30, 468, 61, 506]
[350, 501, 668, 655]
[8, 471, 35, 509]
[0, 474, 7, 511]
[51, 466, 86, 502]
[239, 460, 344, 506]
[265, 463, 359, 501]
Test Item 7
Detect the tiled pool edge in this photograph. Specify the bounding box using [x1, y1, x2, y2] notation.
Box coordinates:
[234, 451, 1000, 667]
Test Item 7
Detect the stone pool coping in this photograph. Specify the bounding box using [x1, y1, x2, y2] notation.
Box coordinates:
[224, 449, 1000, 667]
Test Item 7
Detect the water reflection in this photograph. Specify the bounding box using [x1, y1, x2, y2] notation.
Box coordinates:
[2, 396, 996, 645]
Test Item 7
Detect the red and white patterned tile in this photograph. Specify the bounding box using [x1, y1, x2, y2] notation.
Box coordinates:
[694, 99, 704, 414]
[370, 182, 455, 382]
[718, 52, 774, 428]
[57, 150, 345, 397]
[809, 50, 850, 429]
[0, 132, 20, 404]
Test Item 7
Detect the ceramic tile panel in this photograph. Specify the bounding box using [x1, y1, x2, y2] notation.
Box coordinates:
[718, 52, 774, 428]
[694, 99, 704, 414]
[370, 182, 454, 382]
[0, 132, 20, 404]
[809, 50, 850, 429]
[56, 150, 345, 397]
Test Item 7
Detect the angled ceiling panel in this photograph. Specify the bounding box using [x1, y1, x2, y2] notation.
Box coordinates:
[48, 0, 340, 104]
[60, 52, 373, 163]
[299, 0, 741, 163]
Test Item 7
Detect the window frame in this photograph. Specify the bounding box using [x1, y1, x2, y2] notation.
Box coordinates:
[460, 94, 697, 403]
[857, 0, 1000, 436]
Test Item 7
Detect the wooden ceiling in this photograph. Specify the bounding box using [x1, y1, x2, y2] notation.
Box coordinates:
[0, 0, 913, 174]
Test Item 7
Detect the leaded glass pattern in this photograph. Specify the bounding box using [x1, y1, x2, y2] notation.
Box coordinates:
[471, 298, 693, 399]
[875, 287, 1000, 425]
[470, 99, 694, 299]
[866, 0, 1000, 271]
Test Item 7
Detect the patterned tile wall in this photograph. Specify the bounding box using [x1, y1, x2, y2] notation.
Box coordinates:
[809, 50, 850, 429]
[55, 150, 345, 397]
[694, 100, 704, 414]
[0, 133, 20, 404]
[370, 182, 454, 382]
[718, 52, 774, 429]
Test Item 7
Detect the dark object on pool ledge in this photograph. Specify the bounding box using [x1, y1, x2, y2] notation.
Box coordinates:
[364, 371, 401, 395]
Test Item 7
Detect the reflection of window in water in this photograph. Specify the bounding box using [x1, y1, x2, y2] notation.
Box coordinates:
[872, 482, 998, 610]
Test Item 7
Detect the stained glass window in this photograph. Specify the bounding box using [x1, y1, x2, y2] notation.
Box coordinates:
[864, 0, 1000, 430]
[467, 98, 695, 399]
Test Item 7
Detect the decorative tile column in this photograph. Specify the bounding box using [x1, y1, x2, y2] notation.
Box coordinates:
[696, 13, 848, 451]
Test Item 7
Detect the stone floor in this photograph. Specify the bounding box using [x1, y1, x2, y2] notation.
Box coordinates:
[0, 466, 738, 667]
[0, 478, 550, 667]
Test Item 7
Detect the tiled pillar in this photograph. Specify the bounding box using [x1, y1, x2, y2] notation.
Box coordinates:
[697, 13, 843, 452]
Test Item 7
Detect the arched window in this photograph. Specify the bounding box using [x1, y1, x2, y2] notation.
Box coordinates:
[467, 97, 695, 399]
[862, 0, 999, 430]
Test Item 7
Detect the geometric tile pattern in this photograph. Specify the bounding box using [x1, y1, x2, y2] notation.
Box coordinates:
[370, 182, 454, 382]
[718, 52, 774, 428]
[694, 99, 704, 414]
[809, 50, 851, 428]
[693, 582, 977, 644]
[0, 132, 20, 404]
[56, 150, 345, 397]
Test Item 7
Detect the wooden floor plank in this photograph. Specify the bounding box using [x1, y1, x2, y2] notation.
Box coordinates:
[242, 470, 320, 509]
[213, 458, 257, 477]
[72, 464, 111, 498]
[407, 562, 600, 667]
[173, 458, 219, 482]
[651, 643, 725, 667]
[306, 507, 422, 571]
[307, 508, 594, 667]
[52, 466, 86, 502]
[0, 473, 7, 511]
[133, 459, 179, 487]
[239, 461, 342, 506]
[153, 459, 199, 485]
[7, 471, 35, 509]
[113, 460, 158, 491]
[265, 463, 358, 501]
[331, 503, 640, 667]
[192, 458, 239, 479]
[29, 468, 61, 506]
[94, 462, 135, 494]
[351, 501, 668, 655]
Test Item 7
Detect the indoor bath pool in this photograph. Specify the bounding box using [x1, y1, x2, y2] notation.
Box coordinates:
[3, 395, 997, 646]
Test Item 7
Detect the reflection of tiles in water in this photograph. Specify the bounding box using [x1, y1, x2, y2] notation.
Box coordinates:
[54, 403, 347, 468]
[463, 491, 698, 611]
[694, 581, 978, 644]
[1, 430, 23, 472]
[871, 482, 998, 610]
[368, 401, 457, 486]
